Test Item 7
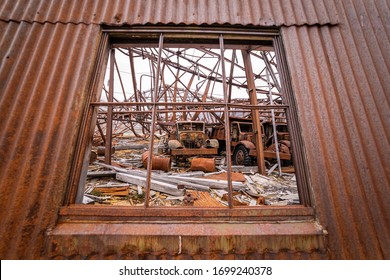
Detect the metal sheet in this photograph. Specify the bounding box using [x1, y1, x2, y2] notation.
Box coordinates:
[47, 221, 328, 259]
[0, 21, 101, 259]
[281, 0, 390, 259]
[0, 0, 339, 27]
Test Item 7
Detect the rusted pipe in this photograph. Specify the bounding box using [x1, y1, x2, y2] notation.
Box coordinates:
[97, 146, 115, 156]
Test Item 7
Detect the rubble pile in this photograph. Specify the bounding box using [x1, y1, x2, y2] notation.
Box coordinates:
[84, 138, 298, 207]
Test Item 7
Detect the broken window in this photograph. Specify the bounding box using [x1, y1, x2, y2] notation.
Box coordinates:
[72, 27, 309, 211]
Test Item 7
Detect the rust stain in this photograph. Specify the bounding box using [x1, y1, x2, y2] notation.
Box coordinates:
[186, 190, 224, 207]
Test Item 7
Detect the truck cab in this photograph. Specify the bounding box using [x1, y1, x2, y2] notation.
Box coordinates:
[168, 121, 218, 156]
[211, 118, 292, 166]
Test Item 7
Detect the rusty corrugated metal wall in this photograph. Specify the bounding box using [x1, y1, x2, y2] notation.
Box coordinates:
[0, 0, 339, 26]
[0, 21, 101, 258]
[0, 0, 389, 259]
[282, 0, 390, 259]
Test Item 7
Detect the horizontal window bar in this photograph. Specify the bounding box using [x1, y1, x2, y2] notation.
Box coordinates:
[90, 102, 288, 110]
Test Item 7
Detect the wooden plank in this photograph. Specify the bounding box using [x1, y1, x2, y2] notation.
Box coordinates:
[264, 151, 291, 160]
[158, 177, 210, 191]
[267, 163, 279, 175]
[94, 187, 129, 196]
[124, 170, 210, 191]
[96, 162, 131, 173]
[167, 175, 245, 190]
[94, 183, 130, 188]
[219, 165, 258, 173]
[116, 173, 184, 196]
[173, 171, 205, 177]
[244, 175, 255, 184]
[205, 172, 246, 182]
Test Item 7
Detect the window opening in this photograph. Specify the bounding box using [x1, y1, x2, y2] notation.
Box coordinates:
[76, 29, 303, 209]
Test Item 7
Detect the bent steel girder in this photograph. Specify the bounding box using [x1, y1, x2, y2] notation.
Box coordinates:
[96, 44, 280, 141]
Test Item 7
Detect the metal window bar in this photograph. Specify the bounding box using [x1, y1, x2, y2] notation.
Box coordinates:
[264, 51, 282, 176]
[145, 33, 164, 208]
[274, 36, 311, 206]
[219, 34, 233, 208]
[104, 48, 115, 165]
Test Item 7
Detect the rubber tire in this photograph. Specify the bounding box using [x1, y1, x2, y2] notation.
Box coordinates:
[233, 145, 252, 166]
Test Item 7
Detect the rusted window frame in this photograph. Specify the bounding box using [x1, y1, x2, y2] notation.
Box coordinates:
[62, 26, 313, 222]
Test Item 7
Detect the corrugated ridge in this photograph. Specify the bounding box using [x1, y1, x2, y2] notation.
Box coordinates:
[282, 0, 390, 259]
[0, 0, 339, 27]
[0, 22, 56, 257]
[0, 21, 99, 259]
[282, 26, 351, 258]
[9, 23, 71, 257]
[24, 24, 98, 259]
[338, 0, 390, 258]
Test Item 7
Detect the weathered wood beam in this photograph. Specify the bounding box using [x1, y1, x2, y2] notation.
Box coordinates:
[116, 173, 184, 196]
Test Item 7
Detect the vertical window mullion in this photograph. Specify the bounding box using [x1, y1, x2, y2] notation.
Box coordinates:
[144, 33, 164, 208]
[104, 48, 115, 165]
[264, 51, 282, 176]
[219, 34, 234, 208]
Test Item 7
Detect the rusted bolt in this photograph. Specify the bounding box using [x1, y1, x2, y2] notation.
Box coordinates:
[184, 193, 195, 206]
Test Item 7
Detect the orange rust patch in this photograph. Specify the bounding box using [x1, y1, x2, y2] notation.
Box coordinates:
[186, 190, 224, 207]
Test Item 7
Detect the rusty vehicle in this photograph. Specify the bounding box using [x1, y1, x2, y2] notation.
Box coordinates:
[167, 121, 219, 157]
[211, 118, 292, 166]
[262, 121, 292, 166]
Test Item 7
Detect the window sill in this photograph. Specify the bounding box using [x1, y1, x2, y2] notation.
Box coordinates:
[59, 204, 315, 222]
[46, 205, 328, 259]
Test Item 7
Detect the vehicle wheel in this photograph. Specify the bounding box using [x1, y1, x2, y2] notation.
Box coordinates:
[233, 145, 251, 166]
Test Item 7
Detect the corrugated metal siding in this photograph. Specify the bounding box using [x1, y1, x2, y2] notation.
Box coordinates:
[0, 0, 389, 259]
[0, 21, 100, 259]
[0, 0, 339, 27]
[282, 0, 390, 259]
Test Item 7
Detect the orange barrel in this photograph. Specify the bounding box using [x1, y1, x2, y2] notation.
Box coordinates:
[142, 151, 171, 172]
[190, 158, 216, 172]
[142, 151, 149, 168]
[151, 157, 171, 172]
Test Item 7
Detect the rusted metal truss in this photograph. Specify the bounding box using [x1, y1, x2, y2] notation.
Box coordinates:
[94, 44, 284, 145]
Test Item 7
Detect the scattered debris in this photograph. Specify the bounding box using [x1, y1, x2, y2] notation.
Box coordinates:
[116, 172, 184, 196]
[84, 137, 298, 206]
[87, 171, 116, 178]
[183, 193, 196, 205]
